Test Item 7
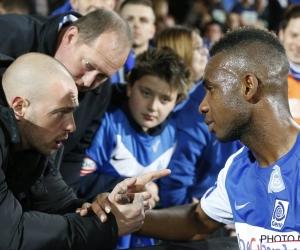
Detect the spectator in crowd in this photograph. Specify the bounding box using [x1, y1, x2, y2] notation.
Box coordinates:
[156, 25, 208, 89]
[202, 20, 224, 49]
[232, 0, 259, 26]
[0, 52, 170, 249]
[225, 12, 242, 30]
[151, 0, 175, 37]
[51, 0, 116, 15]
[232, 0, 268, 28]
[0, 0, 30, 14]
[119, 0, 155, 56]
[210, 0, 227, 24]
[279, 4, 300, 125]
[111, 0, 156, 84]
[79, 47, 190, 249]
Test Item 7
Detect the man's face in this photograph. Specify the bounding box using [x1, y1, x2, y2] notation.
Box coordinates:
[205, 24, 223, 43]
[55, 29, 130, 92]
[0, 3, 6, 14]
[199, 53, 250, 142]
[70, 0, 116, 15]
[127, 75, 178, 132]
[19, 80, 78, 156]
[279, 18, 300, 65]
[120, 4, 155, 49]
[191, 32, 208, 82]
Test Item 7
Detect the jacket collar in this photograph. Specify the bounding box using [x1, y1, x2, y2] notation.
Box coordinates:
[0, 54, 20, 143]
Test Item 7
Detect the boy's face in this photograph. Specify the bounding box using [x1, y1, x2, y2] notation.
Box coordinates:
[127, 75, 178, 132]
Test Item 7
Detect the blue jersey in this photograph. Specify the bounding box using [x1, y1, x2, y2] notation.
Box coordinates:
[160, 82, 242, 207]
[201, 133, 300, 250]
[80, 99, 177, 249]
[80, 105, 176, 178]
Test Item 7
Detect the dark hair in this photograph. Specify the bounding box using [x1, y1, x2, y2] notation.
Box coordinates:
[128, 47, 190, 101]
[210, 26, 289, 96]
[203, 20, 224, 34]
[72, 8, 132, 47]
[210, 26, 285, 57]
[120, 0, 153, 11]
[279, 4, 300, 30]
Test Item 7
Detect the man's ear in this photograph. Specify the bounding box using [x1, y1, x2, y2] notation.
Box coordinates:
[278, 28, 284, 41]
[61, 26, 79, 46]
[242, 74, 258, 103]
[126, 82, 132, 97]
[11, 97, 27, 121]
[150, 24, 156, 40]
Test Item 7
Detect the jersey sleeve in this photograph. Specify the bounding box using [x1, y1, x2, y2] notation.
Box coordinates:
[200, 152, 237, 226]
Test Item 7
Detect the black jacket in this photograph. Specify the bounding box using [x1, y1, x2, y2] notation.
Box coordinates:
[0, 13, 112, 192]
[0, 15, 118, 248]
[0, 105, 118, 249]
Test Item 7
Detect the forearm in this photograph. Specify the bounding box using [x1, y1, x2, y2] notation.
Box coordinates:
[30, 171, 85, 214]
[137, 204, 211, 241]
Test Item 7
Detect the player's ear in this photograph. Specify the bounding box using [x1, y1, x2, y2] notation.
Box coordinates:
[242, 73, 258, 103]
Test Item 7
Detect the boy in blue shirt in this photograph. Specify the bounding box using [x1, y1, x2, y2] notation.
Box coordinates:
[78, 46, 190, 248]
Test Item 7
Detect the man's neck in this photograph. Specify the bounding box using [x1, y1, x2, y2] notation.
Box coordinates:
[133, 44, 148, 56]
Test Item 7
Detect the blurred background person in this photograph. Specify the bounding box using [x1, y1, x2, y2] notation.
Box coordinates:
[51, 0, 116, 15]
[156, 25, 208, 90]
[279, 4, 300, 125]
[224, 11, 242, 30]
[0, 0, 30, 14]
[111, 0, 156, 84]
[202, 20, 224, 49]
[151, 0, 175, 37]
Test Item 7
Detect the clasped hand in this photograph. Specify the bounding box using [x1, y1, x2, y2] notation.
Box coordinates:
[76, 169, 170, 236]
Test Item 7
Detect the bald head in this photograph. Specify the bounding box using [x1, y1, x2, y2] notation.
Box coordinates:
[2, 52, 76, 105]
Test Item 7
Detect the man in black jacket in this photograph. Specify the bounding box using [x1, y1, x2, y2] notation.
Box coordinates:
[0, 8, 130, 192]
[0, 52, 170, 249]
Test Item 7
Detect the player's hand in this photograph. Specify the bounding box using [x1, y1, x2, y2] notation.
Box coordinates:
[145, 181, 159, 209]
[91, 177, 146, 236]
[90, 170, 171, 223]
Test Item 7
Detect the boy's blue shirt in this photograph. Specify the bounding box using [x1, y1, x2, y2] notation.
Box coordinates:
[80, 102, 176, 178]
[79, 83, 177, 249]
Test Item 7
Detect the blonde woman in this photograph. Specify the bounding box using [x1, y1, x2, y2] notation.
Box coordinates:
[156, 25, 208, 90]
